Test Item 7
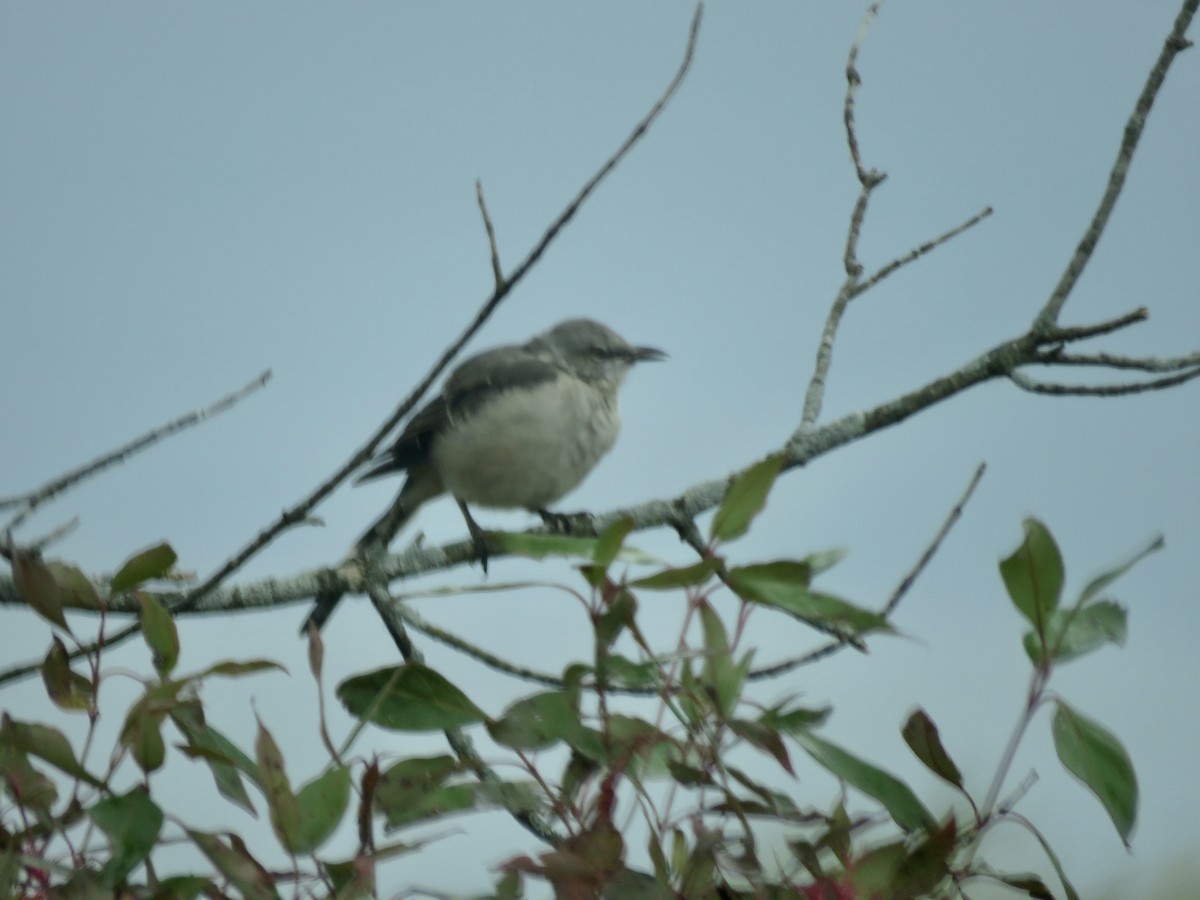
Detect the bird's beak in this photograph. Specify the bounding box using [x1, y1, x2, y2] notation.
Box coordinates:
[632, 345, 667, 363]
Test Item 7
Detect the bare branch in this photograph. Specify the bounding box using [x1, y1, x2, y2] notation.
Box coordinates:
[843, 0, 886, 191]
[1044, 307, 1148, 343]
[26, 517, 80, 553]
[1010, 366, 1200, 396]
[853, 206, 994, 299]
[476, 179, 504, 291]
[376, 591, 564, 688]
[801, 0, 890, 431]
[1031, 349, 1200, 372]
[883, 461, 986, 618]
[1034, 0, 1199, 331]
[0, 369, 272, 530]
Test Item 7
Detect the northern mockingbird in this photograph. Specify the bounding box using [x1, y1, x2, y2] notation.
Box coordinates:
[302, 318, 664, 631]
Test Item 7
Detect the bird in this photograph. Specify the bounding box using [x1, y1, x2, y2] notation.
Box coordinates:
[301, 318, 665, 631]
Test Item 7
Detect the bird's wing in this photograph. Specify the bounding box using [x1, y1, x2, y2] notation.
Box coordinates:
[356, 346, 563, 482]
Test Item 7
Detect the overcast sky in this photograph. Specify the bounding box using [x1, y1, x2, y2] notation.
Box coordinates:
[2, 2, 1198, 897]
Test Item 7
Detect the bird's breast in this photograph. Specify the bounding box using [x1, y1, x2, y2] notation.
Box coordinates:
[431, 375, 621, 510]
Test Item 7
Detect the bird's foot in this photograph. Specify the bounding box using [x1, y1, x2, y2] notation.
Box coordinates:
[470, 530, 491, 575]
[457, 499, 491, 573]
[538, 508, 596, 535]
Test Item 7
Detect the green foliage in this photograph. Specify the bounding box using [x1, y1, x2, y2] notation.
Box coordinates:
[0, 503, 1160, 898]
[337, 663, 486, 731]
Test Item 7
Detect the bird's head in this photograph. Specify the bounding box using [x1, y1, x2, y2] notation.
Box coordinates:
[530, 318, 666, 389]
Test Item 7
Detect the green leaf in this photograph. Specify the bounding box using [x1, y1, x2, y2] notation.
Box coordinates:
[562, 724, 608, 764]
[670, 827, 689, 880]
[376, 781, 477, 830]
[792, 730, 934, 832]
[153, 876, 212, 900]
[595, 588, 637, 648]
[729, 719, 794, 775]
[592, 518, 635, 569]
[1052, 701, 1138, 846]
[87, 786, 164, 887]
[171, 700, 260, 814]
[292, 766, 351, 853]
[1078, 534, 1163, 605]
[43, 562, 102, 610]
[378, 754, 460, 791]
[648, 833, 670, 883]
[677, 657, 707, 726]
[1025, 601, 1127, 666]
[710, 454, 784, 542]
[0, 742, 58, 814]
[630, 558, 722, 590]
[255, 717, 301, 852]
[110, 542, 177, 593]
[666, 760, 713, 787]
[560, 750, 598, 804]
[121, 706, 166, 774]
[1000, 518, 1063, 633]
[901, 708, 964, 790]
[197, 659, 287, 679]
[41, 637, 94, 713]
[373, 755, 472, 830]
[726, 562, 889, 635]
[760, 702, 832, 734]
[801, 548, 849, 577]
[487, 691, 583, 751]
[726, 766, 806, 818]
[118, 681, 188, 775]
[698, 603, 741, 718]
[594, 655, 659, 690]
[474, 779, 543, 817]
[11, 549, 70, 632]
[139, 593, 180, 676]
[606, 715, 681, 778]
[187, 830, 278, 900]
[491, 531, 599, 559]
[337, 664, 486, 732]
[0, 713, 101, 786]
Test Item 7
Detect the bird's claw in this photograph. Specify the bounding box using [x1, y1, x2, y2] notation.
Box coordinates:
[538, 509, 595, 534]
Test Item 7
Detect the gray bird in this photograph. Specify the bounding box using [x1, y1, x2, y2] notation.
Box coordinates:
[302, 318, 665, 631]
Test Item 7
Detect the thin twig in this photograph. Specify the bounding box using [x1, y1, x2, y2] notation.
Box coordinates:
[378, 592, 564, 687]
[843, 0, 885, 188]
[1010, 366, 1200, 396]
[804, 204, 994, 429]
[1031, 348, 1200, 372]
[883, 461, 986, 618]
[853, 206, 994, 298]
[1034, 0, 1199, 331]
[26, 517, 81, 553]
[748, 462, 986, 680]
[0, 370, 272, 527]
[1043, 307, 1148, 343]
[476, 180, 504, 291]
[800, 0, 888, 430]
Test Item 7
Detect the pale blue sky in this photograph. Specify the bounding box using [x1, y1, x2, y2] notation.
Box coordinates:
[2, 3, 1198, 896]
